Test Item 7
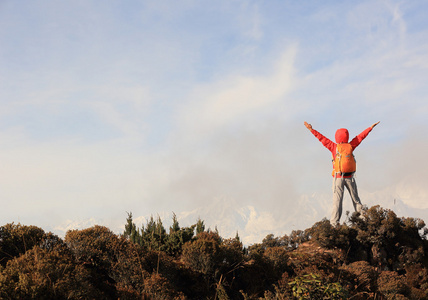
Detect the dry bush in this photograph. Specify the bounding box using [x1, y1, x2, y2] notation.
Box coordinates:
[0, 245, 99, 299]
[181, 231, 222, 275]
[377, 271, 408, 299]
[405, 264, 428, 299]
[0, 223, 46, 267]
[143, 273, 186, 300]
[340, 261, 378, 295]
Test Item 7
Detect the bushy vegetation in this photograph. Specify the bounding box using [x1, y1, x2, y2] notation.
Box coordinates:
[0, 205, 427, 299]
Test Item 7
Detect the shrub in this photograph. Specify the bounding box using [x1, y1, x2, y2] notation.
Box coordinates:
[181, 231, 222, 275]
[0, 245, 99, 299]
[340, 261, 378, 295]
[264, 246, 289, 275]
[377, 271, 408, 299]
[307, 219, 355, 250]
[0, 223, 45, 266]
[288, 273, 347, 300]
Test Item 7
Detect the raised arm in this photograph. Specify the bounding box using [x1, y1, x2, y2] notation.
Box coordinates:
[349, 121, 380, 149]
[304, 121, 335, 153]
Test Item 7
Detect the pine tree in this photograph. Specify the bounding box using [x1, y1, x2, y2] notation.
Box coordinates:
[196, 218, 205, 235]
[169, 212, 180, 234]
[123, 212, 140, 243]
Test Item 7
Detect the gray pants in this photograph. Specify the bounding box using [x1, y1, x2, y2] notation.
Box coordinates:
[331, 176, 363, 225]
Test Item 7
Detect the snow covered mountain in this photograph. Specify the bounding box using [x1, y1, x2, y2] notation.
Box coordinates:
[52, 190, 428, 246]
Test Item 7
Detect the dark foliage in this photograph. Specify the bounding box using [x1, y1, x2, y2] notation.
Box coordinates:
[0, 223, 46, 266]
[1, 204, 427, 299]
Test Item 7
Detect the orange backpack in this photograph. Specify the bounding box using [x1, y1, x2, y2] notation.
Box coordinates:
[332, 143, 356, 176]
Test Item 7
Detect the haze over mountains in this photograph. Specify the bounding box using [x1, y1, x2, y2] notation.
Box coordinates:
[53, 189, 428, 245]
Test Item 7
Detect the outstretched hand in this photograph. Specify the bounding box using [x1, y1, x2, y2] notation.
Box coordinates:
[304, 121, 312, 130]
[371, 121, 380, 129]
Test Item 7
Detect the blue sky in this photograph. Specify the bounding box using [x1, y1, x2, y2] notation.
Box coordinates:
[1, 1, 427, 243]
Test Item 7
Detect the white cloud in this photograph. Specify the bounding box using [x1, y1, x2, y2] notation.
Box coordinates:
[178, 46, 297, 136]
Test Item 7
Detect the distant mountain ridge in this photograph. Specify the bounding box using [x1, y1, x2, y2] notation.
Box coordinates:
[52, 191, 428, 245]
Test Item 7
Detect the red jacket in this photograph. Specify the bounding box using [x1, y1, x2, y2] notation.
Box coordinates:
[310, 127, 373, 177]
